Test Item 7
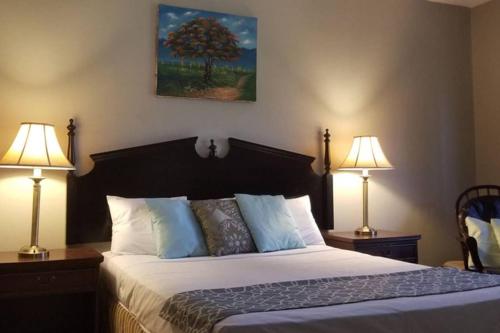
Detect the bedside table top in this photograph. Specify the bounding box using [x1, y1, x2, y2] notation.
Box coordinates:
[322, 230, 421, 243]
[0, 247, 103, 274]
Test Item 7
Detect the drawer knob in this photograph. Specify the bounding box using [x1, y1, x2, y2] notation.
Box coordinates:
[35, 275, 57, 284]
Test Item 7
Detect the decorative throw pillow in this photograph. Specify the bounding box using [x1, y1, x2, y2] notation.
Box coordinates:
[191, 199, 257, 256]
[146, 198, 208, 259]
[235, 194, 306, 253]
[286, 195, 325, 245]
[107, 195, 186, 255]
[465, 216, 500, 268]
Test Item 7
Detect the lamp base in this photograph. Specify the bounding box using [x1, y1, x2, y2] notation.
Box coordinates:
[18, 245, 49, 259]
[354, 226, 378, 236]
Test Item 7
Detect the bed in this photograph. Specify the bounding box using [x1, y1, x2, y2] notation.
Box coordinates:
[64, 122, 500, 333]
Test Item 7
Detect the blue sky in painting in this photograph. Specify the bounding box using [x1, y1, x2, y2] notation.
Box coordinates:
[158, 5, 257, 49]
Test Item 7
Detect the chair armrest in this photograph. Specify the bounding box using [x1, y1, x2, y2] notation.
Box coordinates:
[465, 236, 484, 272]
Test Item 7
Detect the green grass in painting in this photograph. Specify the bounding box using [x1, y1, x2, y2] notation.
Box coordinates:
[157, 63, 256, 101]
[239, 73, 256, 101]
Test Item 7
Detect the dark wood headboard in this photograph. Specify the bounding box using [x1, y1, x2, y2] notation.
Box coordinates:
[65, 120, 334, 245]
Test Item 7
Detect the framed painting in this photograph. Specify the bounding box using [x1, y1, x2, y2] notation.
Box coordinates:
[156, 5, 257, 102]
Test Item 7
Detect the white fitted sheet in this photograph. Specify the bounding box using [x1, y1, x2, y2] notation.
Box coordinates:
[100, 246, 500, 333]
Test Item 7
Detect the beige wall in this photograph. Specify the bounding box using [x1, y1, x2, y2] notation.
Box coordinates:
[472, 0, 500, 184]
[0, 0, 474, 265]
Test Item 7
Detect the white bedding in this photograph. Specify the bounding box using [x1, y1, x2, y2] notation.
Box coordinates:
[100, 245, 500, 333]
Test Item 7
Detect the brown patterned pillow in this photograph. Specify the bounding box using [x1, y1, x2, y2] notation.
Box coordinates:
[191, 199, 256, 256]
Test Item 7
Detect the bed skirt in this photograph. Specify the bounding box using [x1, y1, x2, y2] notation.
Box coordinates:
[101, 291, 147, 333]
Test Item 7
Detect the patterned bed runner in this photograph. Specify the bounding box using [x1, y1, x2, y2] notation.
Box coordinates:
[159, 267, 500, 333]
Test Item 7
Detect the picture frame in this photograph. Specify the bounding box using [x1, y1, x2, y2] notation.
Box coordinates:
[156, 5, 257, 102]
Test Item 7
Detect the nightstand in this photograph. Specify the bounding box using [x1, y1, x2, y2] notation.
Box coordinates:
[322, 230, 421, 263]
[0, 247, 103, 333]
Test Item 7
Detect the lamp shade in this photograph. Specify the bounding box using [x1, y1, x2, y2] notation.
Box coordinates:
[0, 123, 75, 170]
[338, 136, 393, 170]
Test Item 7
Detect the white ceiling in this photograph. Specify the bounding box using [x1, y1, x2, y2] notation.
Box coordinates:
[428, 0, 492, 7]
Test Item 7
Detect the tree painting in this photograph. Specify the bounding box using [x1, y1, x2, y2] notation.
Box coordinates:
[157, 5, 257, 102]
[166, 17, 242, 83]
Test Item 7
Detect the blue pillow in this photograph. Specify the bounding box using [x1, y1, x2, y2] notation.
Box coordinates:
[145, 199, 208, 259]
[235, 194, 306, 252]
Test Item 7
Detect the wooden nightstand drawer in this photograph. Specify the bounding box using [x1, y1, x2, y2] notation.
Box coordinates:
[357, 243, 417, 262]
[322, 230, 421, 263]
[0, 268, 98, 298]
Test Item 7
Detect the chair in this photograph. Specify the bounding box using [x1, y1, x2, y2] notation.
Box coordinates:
[456, 185, 500, 274]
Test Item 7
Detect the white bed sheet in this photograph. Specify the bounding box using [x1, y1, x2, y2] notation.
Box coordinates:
[100, 245, 500, 333]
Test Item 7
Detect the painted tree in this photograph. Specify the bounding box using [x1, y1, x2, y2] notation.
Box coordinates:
[165, 17, 241, 83]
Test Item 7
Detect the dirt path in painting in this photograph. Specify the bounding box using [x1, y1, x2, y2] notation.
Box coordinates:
[201, 75, 249, 101]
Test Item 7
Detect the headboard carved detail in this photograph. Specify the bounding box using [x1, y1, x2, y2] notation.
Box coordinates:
[66, 118, 76, 166]
[65, 120, 334, 245]
[208, 139, 218, 159]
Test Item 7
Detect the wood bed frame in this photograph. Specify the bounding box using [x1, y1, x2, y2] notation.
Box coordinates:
[65, 119, 334, 245]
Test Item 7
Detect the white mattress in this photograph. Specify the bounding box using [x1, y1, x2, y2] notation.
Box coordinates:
[100, 245, 500, 333]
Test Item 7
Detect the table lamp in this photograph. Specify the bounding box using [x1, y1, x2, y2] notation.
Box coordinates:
[0, 122, 75, 258]
[338, 136, 393, 236]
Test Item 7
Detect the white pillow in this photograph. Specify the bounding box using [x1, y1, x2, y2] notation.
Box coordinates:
[107, 195, 186, 255]
[286, 195, 325, 245]
[465, 216, 500, 268]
